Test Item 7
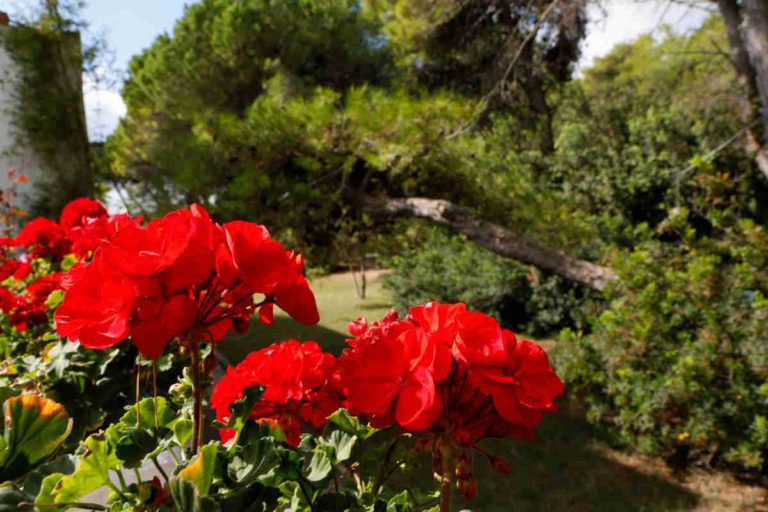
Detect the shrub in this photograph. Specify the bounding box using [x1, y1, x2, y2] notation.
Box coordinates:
[555, 216, 768, 471]
[383, 226, 596, 337]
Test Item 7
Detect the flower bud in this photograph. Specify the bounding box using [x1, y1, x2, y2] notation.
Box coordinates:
[465, 477, 476, 499]
[233, 315, 250, 334]
[432, 452, 443, 474]
[455, 428, 472, 447]
[488, 454, 512, 475]
[456, 454, 470, 479]
[457, 478, 467, 496]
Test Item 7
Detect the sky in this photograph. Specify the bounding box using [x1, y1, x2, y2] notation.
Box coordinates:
[3, 0, 716, 141]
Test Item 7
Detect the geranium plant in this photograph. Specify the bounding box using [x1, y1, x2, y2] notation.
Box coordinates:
[0, 199, 562, 512]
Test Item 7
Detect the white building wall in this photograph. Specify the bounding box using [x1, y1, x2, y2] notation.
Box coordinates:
[0, 26, 49, 213]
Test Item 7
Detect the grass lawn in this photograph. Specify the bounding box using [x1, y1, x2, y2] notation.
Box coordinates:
[219, 269, 394, 362]
[218, 271, 768, 511]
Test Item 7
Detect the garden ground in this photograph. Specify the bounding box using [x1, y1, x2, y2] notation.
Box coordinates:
[219, 271, 768, 511]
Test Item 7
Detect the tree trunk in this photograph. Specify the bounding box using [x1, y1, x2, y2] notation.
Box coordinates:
[520, 41, 555, 154]
[716, 0, 765, 162]
[740, 0, 768, 178]
[361, 195, 616, 291]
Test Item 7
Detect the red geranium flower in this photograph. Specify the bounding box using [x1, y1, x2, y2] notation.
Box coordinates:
[54, 252, 135, 349]
[345, 322, 441, 430]
[54, 203, 319, 358]
[0, 260, 21, 282]
[220, 222, 319, 325]
[211, 340, 339, 446]
[0, 287, 15, 314]
[341, 302, 563, 499]
[12, 217, 71, 261]
[59, 198, 107, 230]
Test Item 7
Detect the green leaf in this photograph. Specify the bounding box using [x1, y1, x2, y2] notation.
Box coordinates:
[168, 477, 221, 512]
[59, 254, 78, 272]
[226, 386, 265, 434]
[227, 437, 282, 488]
[0, 483, 33, 512]
[22, 454, 77, 498]
[35, 473, 66, 509]
[53, 434, 121, 504]
[0, 388, 16, 424]
[386, 491, 411, 512]
[323, 431, 356, 463]
[113, 427, 159, 468]
[119, 397, 177, 429]
[174, 419, 194, 448]
[316, 493, 356, 512]
[277, 481, 305, 512]
[178, 443, 220, 497]
[44, 290, 64, 310]
[325, 409, 377, 439]
[0, 395, 72, 480]
[305, 448, 332, 482]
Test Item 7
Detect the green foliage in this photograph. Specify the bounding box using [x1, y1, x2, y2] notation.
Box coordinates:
[383, 226, 595, 336]
[0, 395, 72, 481]
[546, 15, 768, 474]
[14, 392, 431, 512]
[556, 215, 768, 471]
[549, 16, 767, 241]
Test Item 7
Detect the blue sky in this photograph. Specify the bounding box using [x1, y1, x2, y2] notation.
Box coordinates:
[3, 0, 717, 141]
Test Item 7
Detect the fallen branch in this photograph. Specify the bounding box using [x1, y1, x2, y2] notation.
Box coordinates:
[361, 195, 616, 291]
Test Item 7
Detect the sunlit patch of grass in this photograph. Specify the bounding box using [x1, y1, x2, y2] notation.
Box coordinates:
[219, 270, 394, 362]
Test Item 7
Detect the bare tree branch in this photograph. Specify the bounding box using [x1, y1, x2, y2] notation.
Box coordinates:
[360, 195, 617, 291]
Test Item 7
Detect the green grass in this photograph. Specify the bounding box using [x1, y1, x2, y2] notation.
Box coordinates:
[218, 271, 756, 511]
[219, 270, 394, 362]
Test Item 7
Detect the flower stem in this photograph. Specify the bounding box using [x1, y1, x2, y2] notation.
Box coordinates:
[115, 469, 128, 490]
[439, 446, 455, 512]
[152, 359, 159, 430]
[373, 436, 400, 497]
[168, 446, 181, 465]
[152, 455, 170, 483]
[22, 502, 106, 510]
[190, 340, 203, 454]
[440, 464, 453, 512]
[135, 355, 141, 425]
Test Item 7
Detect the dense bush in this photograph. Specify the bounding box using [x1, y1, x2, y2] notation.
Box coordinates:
[556, 213, 768, 471]
[383, 227, 596, 337]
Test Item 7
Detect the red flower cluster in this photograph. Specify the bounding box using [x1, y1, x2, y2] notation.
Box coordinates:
[0, 198, 148, 334]
[211, 340, 340, 446]
[0, 273, 63, 332]
[3, 197, 131, 262]
[211, 302, 561, 498]
[340, 303, 562, 438]
[54, 204, 319, 358]
[338, 303, 562, 497]
[7, 273, 63, 331]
